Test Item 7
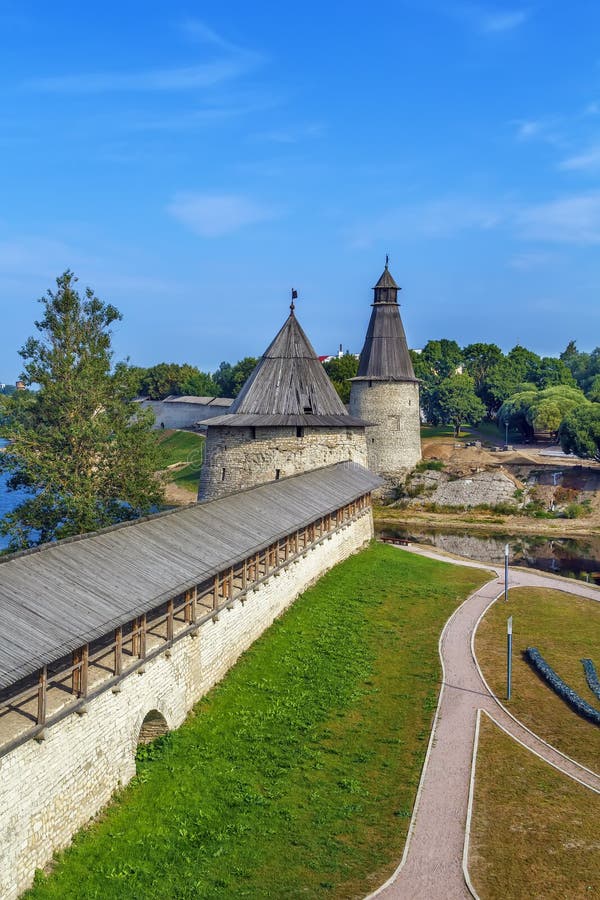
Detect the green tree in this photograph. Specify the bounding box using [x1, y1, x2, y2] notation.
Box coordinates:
[138, 362, 215, 400]
[431, 374, 485, 437]
[559, 403, 600, 461]
[213, 357, 259, 397]
[179, 370, 220, 397]
[322, 354, 358, 403]
[0, 271, 163, 549]
[498, 385, 586, 441]
[536, 357, 576, 389]
[462, 342, 503, 392]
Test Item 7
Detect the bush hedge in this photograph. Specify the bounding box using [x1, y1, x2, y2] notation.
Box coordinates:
[581, 658, 600, 702]
[525, 647, 600, 726]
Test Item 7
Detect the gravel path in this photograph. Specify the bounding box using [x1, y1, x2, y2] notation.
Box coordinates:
[368, 547, 600, 900]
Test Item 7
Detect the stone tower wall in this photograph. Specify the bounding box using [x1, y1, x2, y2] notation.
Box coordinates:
[198, 426, 368, 501]
[349, 380, 421, 478]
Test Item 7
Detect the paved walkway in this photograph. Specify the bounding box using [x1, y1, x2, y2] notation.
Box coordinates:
[369, 547, 600, 900]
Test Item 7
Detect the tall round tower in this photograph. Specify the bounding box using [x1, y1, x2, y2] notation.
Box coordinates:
[198, 298, 368, 502]
[349, 261, 421, 481]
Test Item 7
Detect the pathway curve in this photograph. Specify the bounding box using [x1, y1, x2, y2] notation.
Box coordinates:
[369, 547, 600, 900]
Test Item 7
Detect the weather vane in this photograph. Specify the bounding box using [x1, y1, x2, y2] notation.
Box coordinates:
[290, 288, 298, 314]
[385, 253, 389, 267]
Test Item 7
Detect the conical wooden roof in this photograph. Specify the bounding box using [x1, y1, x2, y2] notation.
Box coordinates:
[353, 264, 417, 382]
[202, 310, 367, 428]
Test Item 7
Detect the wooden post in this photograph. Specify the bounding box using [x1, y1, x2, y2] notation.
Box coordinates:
[139, 614, 147, 659]
[167, 598, 174, 643]
[213, 573, 219, 610]
[72, 648, 81, 696]
[228, 567, 234, 599]
[80, 644, 89, 697]
[131, 618, 139, 657]
[242, 558, 247, 590]
[114, 627, 123, 676]
[37, 665, 47, 726]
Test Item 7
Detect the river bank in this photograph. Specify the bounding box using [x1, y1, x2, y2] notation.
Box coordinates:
[373, 506, 600, 538]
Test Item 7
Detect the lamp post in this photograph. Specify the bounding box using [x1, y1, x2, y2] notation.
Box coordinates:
[507, 616, 513, 701]
[504, 543, 509, 603]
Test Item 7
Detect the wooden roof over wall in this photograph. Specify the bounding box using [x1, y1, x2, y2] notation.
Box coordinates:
[0, 463, 380, 690]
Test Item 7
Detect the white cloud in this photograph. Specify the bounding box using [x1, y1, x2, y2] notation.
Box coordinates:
[167, 192, 279, 237]
[508, 251, 557, 270]
[179, 19, 245, 55]
[347, 195, 506, 248]
[0, 236, 83, 274]
[516, 192, 600, 244]
[514, 119, 544, 141]
[558, 145, 600, 172]
[23, 61, 250, 94]
[480, 9, 530, 33]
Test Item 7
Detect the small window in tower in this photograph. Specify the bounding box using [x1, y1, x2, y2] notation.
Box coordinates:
[408, 399, 411, 407]
[251, 426, 256, 439]
[303, 404, 312, 414]
[221, 468, 226, 482]
[369, 380, 372, 388]
[275, 469, 281, 480]
[371, 438, 375, 444]
[296, 426, 304, 438]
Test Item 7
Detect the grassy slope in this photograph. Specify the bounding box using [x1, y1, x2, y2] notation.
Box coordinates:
[28, 545, 487, 900]
[469, 714, 600, 900]
[154, 430, 204, 494]
[475, 586, 600, 772]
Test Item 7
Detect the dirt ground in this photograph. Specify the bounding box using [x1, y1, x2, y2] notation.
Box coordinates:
[381, 435, 600, 537]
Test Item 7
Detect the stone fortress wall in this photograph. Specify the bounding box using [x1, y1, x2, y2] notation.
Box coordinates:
[0, 512, 373, 900]
[349, 380, 421, 478]
[199, 426, 368, 501]
[138, 397, 233, 431]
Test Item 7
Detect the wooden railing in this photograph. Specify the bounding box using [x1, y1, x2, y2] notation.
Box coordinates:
[0, 494, 371, 755]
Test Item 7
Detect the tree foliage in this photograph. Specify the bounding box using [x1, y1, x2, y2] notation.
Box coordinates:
[0, 271, 163, 549]
[213, 357, 259, 398]
[560, 340, 600, 396]
[498, 385, 586, 440]
[559, 403, 600, 461]
[430, 374, 485, 437]
[322, 354, 359, 403]
[138, 363, 219, 400]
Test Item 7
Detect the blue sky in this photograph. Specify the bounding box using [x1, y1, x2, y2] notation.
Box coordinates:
[1, 1, 600, 381]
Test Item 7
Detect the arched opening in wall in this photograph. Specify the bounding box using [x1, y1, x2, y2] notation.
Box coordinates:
[137, 709, 169, 745]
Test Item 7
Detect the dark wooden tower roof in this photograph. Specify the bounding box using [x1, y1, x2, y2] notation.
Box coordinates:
[202, 307, 367, 428]
[352, 262, 417, 382]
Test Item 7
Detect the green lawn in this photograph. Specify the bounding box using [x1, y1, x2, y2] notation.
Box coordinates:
[28, 545, 488, 900]
[475, 587, 600, 772]
[469, 713, 600, 899]
[155, 429, 204, 494]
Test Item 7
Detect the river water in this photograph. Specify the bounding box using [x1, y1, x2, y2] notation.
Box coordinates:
[0, 439, 29, 550]
[376, 524, 600, 585]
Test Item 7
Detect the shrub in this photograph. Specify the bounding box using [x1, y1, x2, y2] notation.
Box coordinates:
[415, 459, 445, 472]
[564, 503, 586, 519]
[581, 659, 600, 701]
[525, 648, 600, 726]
